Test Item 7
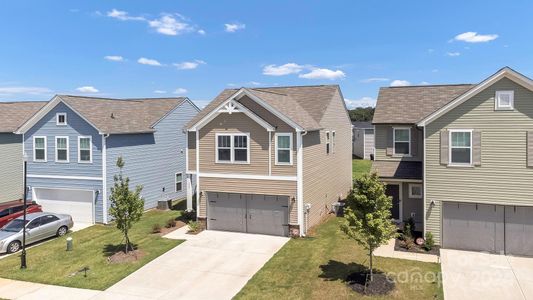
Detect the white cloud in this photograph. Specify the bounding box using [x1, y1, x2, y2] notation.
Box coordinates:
[104, 55, 124, 62]
[419, 81, 430, 85]
[173, 88, 188, 94]
[153, 90, 167, 94]
[446, 52, 461, 57]
[0, 86, 52, 95]
[76, 86, 99, 93]
[263, 63, 304, 76]
[390, 80, 411, 87]
[453, 31, 498, 43]
[137, 57, 162, 66]
[360, 77, 389, 83]
[198, 29, 206, 35]
[299, 68, 346, 80]
[248, 81, 261, 86]
[173, 59, 206, 70]
[344, 97, 376, 109]
[224, 23, 246, 33]
[107, 9, 145, 21]
[148, 15, 195, 36]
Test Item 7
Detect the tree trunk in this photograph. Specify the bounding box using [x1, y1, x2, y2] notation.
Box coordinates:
[369, 248, 373, 282]
[124, 231, 129, 254]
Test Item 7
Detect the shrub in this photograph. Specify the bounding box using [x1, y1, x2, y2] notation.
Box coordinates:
[152, 223, 162, 234]
[424, 232, 435, 251]
[180, 210, 196, 222]
[166, 218, 177, 228]
[188, 220, 200, 233]
[403, 217, 416, 237]
[403, 223, 412, 239]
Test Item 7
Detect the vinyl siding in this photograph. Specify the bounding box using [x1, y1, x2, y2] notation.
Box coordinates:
[0, 134, 23, 203]
[302, 89, 352, 230]
[364, 130, 375, 160]
[425, 77, 533, 244]
[374, 124, 423, 161]
[401, 182, 424, 227]
[352, 128, 365, 158]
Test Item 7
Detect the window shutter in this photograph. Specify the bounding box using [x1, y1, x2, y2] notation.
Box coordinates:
[473, 130, 482, 166]
[386, 127, 393, 156]
[440, 130, 448, 165]
[411, 127, 418, 157]
[528, 131, 533, 167]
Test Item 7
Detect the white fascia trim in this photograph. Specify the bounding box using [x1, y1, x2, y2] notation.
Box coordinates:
[27, 174, 103, 181]
[418, 67, 533, 127]
[198, 172, 297, 181]
[196, 130, 200, 215]
[102, 134, 108, 224]
[296, 131, 304, 236]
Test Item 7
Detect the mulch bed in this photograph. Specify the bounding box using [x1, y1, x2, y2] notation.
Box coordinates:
[157, 220, 186, 236]
[346, 272, 395, 295]
[394, 238, 440, 256]
[107, 249, 146, 264]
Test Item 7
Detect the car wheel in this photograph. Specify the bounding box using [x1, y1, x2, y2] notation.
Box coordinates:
[7, 241, 21, 254]
[57, 226, 68, 237]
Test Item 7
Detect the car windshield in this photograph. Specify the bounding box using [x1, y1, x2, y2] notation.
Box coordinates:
[1, 219, 29, 232]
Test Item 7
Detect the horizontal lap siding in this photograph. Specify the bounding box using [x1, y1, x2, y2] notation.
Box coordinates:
[426, 78, 533, 244]
[0, 134, 23, 203]
[364, 131, 374, 159]
[374, 124, 423, 161]
[187, 133, 196, 172]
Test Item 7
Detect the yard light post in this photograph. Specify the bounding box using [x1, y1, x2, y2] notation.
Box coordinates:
[21, 152, 28, 269]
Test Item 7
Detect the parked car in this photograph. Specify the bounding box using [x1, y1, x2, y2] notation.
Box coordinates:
[0, 201, 42, 228]
[0, 212, 73, 254]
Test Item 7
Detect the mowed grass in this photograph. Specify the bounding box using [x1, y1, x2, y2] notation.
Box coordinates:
[353, 158, 372, 179]
[235, 217, 443, 300]
[0, 209, 183, 290]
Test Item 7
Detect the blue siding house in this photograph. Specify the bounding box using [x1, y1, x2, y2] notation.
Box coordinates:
[16, 95, 199, 224]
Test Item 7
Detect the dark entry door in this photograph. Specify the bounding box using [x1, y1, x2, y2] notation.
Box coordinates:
[385, 185, 400, 220]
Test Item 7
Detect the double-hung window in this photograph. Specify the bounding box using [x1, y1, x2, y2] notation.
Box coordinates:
[175, 173, 182, 192]
[275, 133, 292, 165]
[449, 130, 472, 165]
[33, 136, 47, 162]
[216, 133, 249, 163]
[332, 131, 336, 153]
[393, 128, 410, 155]
[326, 131, 331, 154]
[55, 136, 69, 162]
[78, 136, 92, 163]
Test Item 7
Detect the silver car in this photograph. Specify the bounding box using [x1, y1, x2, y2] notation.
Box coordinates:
[0, 212, 74, 254]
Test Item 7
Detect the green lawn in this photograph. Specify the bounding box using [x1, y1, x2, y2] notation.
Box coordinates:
[0, 209, 184, 290]
[235, 217, 443, 300]
[353, 158, 372, 179]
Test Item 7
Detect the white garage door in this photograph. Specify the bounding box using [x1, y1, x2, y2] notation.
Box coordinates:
[33, 188, 94, 224]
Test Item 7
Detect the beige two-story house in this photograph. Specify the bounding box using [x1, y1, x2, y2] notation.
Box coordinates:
[185, 85, 352, 237]
[372, 67, 533, 256]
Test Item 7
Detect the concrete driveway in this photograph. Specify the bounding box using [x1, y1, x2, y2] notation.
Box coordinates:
[441, 249, 533, 300]
[102, 229, 289, 300]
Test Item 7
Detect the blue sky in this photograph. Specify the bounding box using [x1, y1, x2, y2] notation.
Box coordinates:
[1, 1, 532, 108]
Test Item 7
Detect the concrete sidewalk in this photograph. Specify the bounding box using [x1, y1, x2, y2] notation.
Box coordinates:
[0, 278, 100, 300]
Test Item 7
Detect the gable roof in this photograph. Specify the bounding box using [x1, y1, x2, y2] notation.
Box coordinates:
[185, 85, 341, 131]
[16, 95, 191, 134]
[0, 101, 46, 133]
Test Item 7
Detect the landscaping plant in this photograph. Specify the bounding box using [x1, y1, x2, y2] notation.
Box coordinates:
[424, 232, 435, 251]
[166, 218, 177, 228]
[152, 223, 162, 234]
[109, 157, 145, 253]
[188, 220, 200, 233]
[341, 173, 397, 281]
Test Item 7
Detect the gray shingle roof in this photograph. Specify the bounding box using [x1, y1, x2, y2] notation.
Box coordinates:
[185, 85, 341, 130]
[372, 84, 475, 124]
[0, 101, 46, 133]
[371, 161, 422, 180]
[58, 95, 187, 134]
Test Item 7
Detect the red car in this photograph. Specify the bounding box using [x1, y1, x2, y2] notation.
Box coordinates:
[0, 200, 42, 228]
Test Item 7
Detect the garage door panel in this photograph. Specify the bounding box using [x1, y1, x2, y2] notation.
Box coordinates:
[34, 188, 94, 224]
[505, 206, 533, 257]
[247, 195, 289, 236]
[207, 192, 246, 233]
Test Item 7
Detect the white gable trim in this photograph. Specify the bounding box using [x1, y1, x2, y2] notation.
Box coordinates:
[189, 96, 275, 132]
[15, 95, 103, 134]
[418, 67, 533, 127]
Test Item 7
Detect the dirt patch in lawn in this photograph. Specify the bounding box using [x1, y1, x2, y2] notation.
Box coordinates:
[346, 272, 395, 295]
[107, 250, 146, 264]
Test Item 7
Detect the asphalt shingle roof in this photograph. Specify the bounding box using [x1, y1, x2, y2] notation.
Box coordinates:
[371, 161, 422, 180]
[0, 101, 46, 133]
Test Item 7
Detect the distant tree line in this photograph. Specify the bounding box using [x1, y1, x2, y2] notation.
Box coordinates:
[349, 107, 374, 122]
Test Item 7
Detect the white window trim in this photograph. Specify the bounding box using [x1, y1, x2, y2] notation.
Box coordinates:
[55, 136, 69, 163]
[448, 129, 473, 166]
[326, 131, 330, 154]
[33, 136, 47, 162]
[215, 132, 250, 164]
[56, 113, 67, 126]
[332, 131, 336, 154]
[408, 183, 423, 199]
[175, 172, 183, 192]
[78, 136, 93, 164]
[495, 90, 514, 110]
[393, 127, 411, 156]
[274, 132, 293, 165]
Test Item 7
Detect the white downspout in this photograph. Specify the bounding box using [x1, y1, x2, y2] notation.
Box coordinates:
[422, 126, 426, 235]
[102, 134, 109, 224]
[297, 130, 307, 236]
[196, 130, 200, 215]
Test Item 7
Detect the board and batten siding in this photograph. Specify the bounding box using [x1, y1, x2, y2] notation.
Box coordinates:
[106, 100, 197, 212]
[425, 77, 533, 244]
[0, 134, 23, 203]
[374, 124, 423, 161]
[302, 89, 352, 230]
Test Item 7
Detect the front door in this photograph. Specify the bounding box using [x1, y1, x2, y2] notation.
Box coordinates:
[385, 184, 400, 220]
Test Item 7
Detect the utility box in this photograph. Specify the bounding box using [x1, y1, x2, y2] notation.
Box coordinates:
[66, 237, 73, 251]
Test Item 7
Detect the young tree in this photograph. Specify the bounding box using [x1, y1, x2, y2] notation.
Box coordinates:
[340, 173, 397, 281]
[109, 157, 145, 253]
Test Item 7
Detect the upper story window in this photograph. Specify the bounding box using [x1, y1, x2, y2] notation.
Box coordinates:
[275, 133, 292, 165]
[393, 128, 410, 155]
[326, 131, 330, 154]
[216, 133, 249, 164]
[495, 91, 514, 110]
[33, 136, 47, 162]
[449, 130, 471, 165]
[56, 113, 67, 126]
[55, 136, 69, 163]
[175, 173, 182, 192]
[78, 136, 92, 163]
[332, 131, 336, 153]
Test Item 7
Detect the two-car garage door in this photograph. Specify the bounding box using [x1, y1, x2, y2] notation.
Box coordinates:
[207, 192, 289, 236]
[33, 188, 95, 224]
[443, 202, 533, 256]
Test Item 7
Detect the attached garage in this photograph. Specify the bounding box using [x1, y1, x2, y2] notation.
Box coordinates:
[207, 192, 289, 236]
[443, 202, 533, 256]
[33, 188, 95, 224]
